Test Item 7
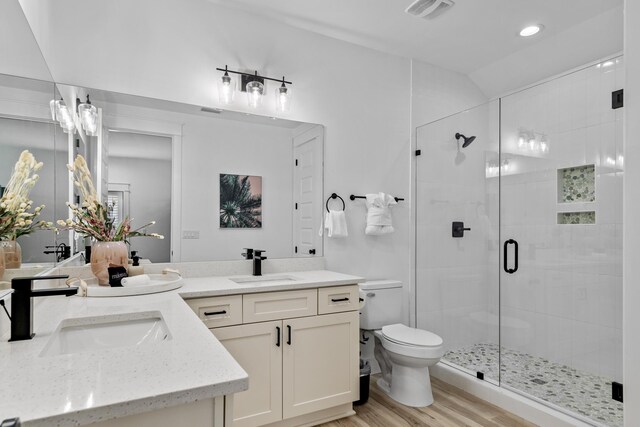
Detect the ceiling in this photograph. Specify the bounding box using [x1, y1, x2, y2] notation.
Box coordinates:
[212, 0, 622, 75]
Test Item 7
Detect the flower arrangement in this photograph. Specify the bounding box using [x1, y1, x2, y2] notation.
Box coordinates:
[0, 150, 52, 240]
[56, 155, 164, 242]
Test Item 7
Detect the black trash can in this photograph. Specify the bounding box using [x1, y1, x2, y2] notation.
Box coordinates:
[354, 359, 371, 405]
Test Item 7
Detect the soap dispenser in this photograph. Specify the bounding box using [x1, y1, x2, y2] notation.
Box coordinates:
[129, 253, 144, 277]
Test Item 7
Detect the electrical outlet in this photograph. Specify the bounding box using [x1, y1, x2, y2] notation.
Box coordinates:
[182, 230, 200, 239]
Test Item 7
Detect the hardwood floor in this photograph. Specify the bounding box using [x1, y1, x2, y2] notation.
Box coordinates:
[319, 375, 537, 427]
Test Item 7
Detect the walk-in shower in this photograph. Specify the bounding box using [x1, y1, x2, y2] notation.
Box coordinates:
[415, 57, 624, 427]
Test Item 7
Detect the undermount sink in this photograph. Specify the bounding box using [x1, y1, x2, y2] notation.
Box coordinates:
[40, 311, 171, 357]
[230, 275, 300, 285]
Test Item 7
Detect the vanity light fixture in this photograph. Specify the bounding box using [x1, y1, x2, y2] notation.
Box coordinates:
[216, 66, 293, 111]
[50, 99, 75, 134]
[77, 95, 98, 136]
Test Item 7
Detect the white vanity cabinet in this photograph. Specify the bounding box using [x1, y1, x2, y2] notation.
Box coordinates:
[190, 284, 360, 427]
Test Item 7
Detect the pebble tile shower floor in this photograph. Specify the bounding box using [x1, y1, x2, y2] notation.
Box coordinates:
[444, 343, 623, 427]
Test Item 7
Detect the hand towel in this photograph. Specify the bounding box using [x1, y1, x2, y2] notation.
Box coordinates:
[322, 209, 348, 238]
[365, 192, 397, 235]
[121, 274, 151, 287]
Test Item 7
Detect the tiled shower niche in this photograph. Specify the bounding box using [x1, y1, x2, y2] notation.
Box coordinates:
[558, 211, 596, 225]
[558, 164, 595, 203]
[557, 164, 596, 225]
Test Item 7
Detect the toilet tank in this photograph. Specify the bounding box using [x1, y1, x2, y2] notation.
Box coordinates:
[359, 280, 403, 330]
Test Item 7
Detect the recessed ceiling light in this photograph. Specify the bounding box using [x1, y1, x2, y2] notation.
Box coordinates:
[519, 25, 543, 37]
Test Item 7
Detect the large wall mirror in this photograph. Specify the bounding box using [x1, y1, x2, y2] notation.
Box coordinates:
[52, 83, 325, 263]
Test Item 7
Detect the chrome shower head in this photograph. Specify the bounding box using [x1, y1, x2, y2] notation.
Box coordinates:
[455, 132, 476, 148]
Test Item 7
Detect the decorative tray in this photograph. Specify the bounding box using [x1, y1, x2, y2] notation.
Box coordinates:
[75, 272, 183, 297]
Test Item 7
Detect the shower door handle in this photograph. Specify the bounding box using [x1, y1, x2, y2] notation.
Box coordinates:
[503, 239, 518, 274]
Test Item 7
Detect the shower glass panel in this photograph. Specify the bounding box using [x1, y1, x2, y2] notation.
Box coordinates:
[415, 100, 500, 385]
[415, 57, 623, 427]
[500, 57, 624, 427]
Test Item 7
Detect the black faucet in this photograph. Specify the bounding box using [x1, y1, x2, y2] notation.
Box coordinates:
[252, 250, 267, 276]
[9, 275, 78, 342]
[43, 243, 71, 262]
[241, 248, 254, 260]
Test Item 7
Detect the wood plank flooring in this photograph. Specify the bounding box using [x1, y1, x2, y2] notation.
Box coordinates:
[319, 375, 537, 427]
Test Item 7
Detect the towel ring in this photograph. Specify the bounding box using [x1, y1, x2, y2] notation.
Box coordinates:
[326, 193, 346, 212]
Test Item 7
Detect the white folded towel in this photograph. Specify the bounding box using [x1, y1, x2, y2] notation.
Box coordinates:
[365, 193, 397, 235]
[321, 209, 348, 238]
[121, 274, 151, 287]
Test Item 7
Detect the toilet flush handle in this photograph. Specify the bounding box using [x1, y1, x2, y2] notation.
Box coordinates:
[366, 292, 375, 297]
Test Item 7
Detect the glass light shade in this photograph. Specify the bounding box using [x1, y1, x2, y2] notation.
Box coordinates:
[217, 73, 236, 104]
[49, 99, 57, 121]
[78, 102, 98, 136]
[54, 100, 75, 134]
[246, 80, 264, 108]
[275, 84, 292, 113]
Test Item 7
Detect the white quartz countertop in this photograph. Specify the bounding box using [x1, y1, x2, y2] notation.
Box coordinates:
[0, 270, 363, 426]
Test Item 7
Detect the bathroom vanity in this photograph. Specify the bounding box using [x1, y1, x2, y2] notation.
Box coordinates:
[0, 269, 362, 427]
[186, 283, 360, 427]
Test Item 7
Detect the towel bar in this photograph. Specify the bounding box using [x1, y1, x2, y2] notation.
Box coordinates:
[350, 194, 405, 202]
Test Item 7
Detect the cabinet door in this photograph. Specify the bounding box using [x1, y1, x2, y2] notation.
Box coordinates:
[282, 311, 359, 419]
[212, 321, 283, 427]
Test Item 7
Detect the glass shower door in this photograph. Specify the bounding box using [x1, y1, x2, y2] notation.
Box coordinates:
[415, 100, 501, 384]
[499, 58, 624, 426]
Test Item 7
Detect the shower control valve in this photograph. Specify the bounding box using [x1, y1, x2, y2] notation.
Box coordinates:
[452, 221, 471, 238]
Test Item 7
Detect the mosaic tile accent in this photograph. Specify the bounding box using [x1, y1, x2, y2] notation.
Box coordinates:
[558, 211, 596, 225]
[444, 343, 622, 427]
[559, 165, 595, 203]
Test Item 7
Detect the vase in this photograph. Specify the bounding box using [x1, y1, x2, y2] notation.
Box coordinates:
[91, 241, 128, 285]
[2, 240, 22, 269]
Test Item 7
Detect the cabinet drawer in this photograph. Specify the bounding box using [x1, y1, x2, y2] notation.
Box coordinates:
[318, 285, 360, 314]
[186, 295, 243, 328]
[243, 289, 317, 323]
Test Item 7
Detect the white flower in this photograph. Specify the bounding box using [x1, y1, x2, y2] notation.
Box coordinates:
[57, 220, 67, 226]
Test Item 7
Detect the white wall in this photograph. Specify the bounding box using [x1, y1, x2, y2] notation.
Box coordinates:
[108, 156, 172, 263]
[624, 0, 640, 425]
[180, 115, 294, 262]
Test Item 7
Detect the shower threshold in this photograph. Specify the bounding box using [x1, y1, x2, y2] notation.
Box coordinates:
[444, 343, 622, 427]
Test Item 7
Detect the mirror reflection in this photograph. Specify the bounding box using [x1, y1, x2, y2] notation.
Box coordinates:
[0, 75, 62, 278]
[53, 84, 324, 264]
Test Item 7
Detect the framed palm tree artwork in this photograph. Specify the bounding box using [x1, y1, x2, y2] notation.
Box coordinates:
[219, 174, 263, 228]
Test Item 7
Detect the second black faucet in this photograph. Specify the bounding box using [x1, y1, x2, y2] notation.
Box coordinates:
[242, 248, 267, 276]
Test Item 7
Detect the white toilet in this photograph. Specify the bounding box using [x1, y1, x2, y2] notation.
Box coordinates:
[359, 280, 444, 407]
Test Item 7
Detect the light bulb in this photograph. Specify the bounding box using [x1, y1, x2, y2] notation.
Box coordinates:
[275, 81, 291, 113]
[246, 80, 264, 108]
[55, 100, 75, 134]
[217, 71, 235, 104]
[78, 95, 98, 136]
[529, 137, 536, 150]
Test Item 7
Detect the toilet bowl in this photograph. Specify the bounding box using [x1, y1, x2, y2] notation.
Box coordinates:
[359, 280, 445, 407]
[373, 324, 444, 407]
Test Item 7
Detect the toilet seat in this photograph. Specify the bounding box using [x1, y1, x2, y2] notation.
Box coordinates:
[382, 324, 443, 347]
[377, 324, 444, 359]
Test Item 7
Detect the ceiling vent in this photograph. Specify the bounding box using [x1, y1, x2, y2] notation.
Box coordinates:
[405, 0, 454, 19]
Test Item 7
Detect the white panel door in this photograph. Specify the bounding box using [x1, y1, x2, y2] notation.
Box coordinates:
[282, 311, 359, 419]
[293, 125, 323, 257]
[212, 321, 283, 427]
